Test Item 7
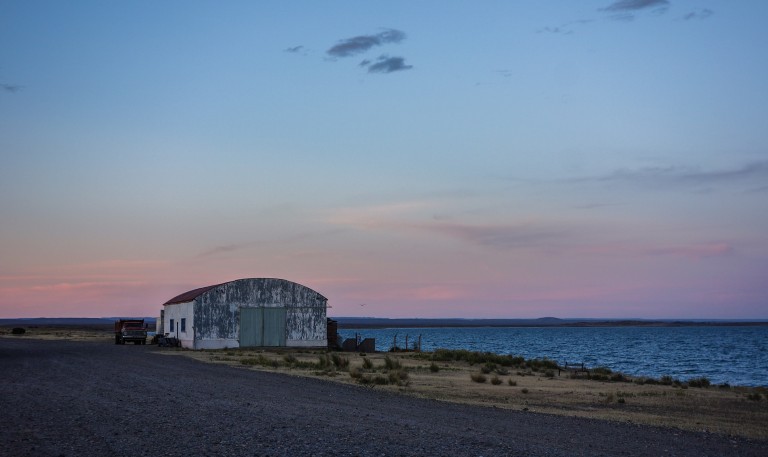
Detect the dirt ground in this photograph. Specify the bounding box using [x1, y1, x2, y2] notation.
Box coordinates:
[3, 325, 767, 442]
[3, 337, 767, 457]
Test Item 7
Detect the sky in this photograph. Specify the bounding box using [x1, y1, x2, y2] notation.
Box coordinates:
[1, 0, 766, 319]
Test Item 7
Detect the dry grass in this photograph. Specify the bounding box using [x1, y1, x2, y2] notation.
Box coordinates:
[5, 326, 767, 439]
[182, 349, 768, 440]
[0, 325, 114, 342]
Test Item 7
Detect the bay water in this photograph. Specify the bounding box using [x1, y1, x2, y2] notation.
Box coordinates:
[339, 326, 768, 386]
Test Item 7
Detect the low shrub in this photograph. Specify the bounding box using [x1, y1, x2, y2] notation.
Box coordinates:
[687, 377, 711, 388]
[283, 354, 297, 364]
[349, 368, 363, 379]
[429, 362, 440, 373]
[354, 369, 407, 386]
[427, 349, 525, 367]
[491, 375, 502, 385]
[331, 353, 349, 369]
[496, 367, 510, 376]
[592, 366, 612, 376]
[543, 370, 555, 378]
[526, 358, 558, 372]
[521, 388, 529, 394]
[747, 392, 762, 401]
[388, 369, 409, 385]
[241, 355, 279, 368]
[362, 357, 374, 370]
[471, 373, 487, 383]
[383, 356, 402, 370]
[610, 373, 628, 383]
[11, 327, 25, 335]
[508, 379, 517, 386]
[316, 354, 331, 369]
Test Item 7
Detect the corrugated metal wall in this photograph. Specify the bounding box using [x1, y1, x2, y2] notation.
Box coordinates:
[191, 278, 326, 348]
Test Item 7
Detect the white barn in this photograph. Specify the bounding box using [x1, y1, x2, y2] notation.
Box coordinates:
[161, 278, 327, 350]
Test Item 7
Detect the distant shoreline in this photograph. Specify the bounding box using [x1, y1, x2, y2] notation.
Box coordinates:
[337, 321, 768, 329]
[332, 317, 768, 329]
[2, 317, 767, 329]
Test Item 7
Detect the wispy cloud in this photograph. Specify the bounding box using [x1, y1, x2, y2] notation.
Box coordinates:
[1, 83, 22, 93]
[571, 241, 735, 261]
[538, 19, 594, 35]
[571, 162, 768, 190]
[600, 0, 669, 21]
[645, 243, 733, 260]
[284, 45, 304, 53]
[541, 1, 669, 34]
[746, 185, 768, 194]
[362, 55, 413, 74]
[600, 0, 669, 12]
[681, 8, 714, 21]
[420, 222, 567, 250]
[197, 243, 250, 258]
[327, 29, 406, 58]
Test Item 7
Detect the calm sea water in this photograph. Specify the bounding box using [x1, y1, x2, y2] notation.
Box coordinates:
[339, 326, 768, 386]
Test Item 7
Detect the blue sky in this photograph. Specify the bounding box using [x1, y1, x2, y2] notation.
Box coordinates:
[1, 1, 767, 319]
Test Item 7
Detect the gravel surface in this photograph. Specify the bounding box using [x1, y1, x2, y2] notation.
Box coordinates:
[1, 339, 764, 457]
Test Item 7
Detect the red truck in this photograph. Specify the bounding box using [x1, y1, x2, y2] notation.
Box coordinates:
[114, 319, 147, 345]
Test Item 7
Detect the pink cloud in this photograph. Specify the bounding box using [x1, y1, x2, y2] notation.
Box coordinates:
[644, 243, 733, 260]
[571, 242, 734, 261]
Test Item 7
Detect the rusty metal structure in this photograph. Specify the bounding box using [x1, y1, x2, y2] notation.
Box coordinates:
[161, 278, 327, 350]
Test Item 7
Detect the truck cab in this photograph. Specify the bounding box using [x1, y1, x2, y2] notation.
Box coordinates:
[114, 319, 147, 345]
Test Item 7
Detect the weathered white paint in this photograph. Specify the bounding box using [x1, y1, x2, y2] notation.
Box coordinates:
[164, 301, 195, 349]
[161, 278, 327, 350]
[193, 338, 239, 350]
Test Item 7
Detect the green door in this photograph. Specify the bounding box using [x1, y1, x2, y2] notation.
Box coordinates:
[262, 308, 286, 347]
[240, 307, 285, 347]
[240, 307, 263, 347]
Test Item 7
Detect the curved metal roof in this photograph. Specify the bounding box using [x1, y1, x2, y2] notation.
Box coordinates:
[163, 283, 225, 305]
[162, 278, 327, 305]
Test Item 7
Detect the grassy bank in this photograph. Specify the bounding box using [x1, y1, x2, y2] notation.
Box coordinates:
[173, 346, 768, 440]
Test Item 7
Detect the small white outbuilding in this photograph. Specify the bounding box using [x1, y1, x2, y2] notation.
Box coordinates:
[161, 278, 327, 350]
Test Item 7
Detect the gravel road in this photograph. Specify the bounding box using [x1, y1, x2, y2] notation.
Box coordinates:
[1, 339, 764, 456]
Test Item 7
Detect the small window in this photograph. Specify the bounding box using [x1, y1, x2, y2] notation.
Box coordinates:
[169, 318, 174, 334]
[181, 318, 186, 333]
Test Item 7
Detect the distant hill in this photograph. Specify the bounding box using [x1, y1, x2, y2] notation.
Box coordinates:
[332, 317, 569, 328]
[331, 317, 768, 329]
[0, 317, 157, 326]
